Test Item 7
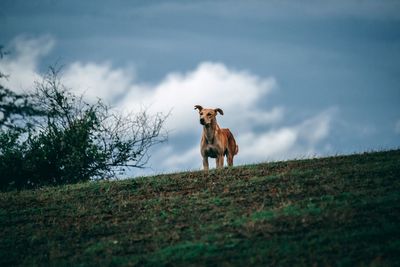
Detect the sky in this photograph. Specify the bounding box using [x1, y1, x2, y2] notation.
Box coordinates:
[1, 0, 400, 176]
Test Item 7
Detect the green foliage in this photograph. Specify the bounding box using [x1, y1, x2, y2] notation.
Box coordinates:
[0, 150, 399, 266]
[0, 129, 27, 188]
[0, 86, 44, 130]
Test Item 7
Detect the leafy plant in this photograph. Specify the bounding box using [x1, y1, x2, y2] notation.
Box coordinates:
[0, 61, 167, 190]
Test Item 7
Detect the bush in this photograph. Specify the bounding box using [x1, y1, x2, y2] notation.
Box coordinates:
[0, 67, 167, 190]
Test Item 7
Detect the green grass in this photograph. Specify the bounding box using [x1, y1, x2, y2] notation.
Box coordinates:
[1, 150, 400, 266]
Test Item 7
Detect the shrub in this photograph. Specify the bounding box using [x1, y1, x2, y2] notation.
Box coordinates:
[0, 67, 167, 190]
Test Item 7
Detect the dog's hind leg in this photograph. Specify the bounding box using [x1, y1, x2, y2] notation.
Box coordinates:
[227, 153, 234, 166]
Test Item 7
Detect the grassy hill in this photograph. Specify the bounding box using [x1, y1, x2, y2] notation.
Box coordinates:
[1, 150, 400, 266]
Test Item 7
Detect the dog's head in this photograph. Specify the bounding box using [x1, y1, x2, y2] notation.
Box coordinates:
[194, 105, 224, 126]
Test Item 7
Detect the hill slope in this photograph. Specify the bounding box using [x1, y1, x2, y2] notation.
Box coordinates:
[1, 150, 400, 266]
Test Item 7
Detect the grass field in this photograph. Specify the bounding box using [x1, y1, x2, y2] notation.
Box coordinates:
[1, 150, 400, 266]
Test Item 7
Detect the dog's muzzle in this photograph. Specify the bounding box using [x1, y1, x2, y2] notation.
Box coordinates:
[200, 118, 205, 125]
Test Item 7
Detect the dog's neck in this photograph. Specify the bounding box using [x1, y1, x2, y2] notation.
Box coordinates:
[203, 119, 219, 144]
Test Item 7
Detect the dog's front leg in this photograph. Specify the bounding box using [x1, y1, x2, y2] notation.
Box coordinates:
[216, 155, 224, 169]
[203, 157, 209, 171]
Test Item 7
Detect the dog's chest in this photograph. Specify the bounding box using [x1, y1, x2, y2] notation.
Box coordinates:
[204, 144, 219, 158]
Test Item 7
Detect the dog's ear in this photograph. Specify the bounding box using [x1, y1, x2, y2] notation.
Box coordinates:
[215, 108, 224, 115]
[194, 105, 203, 112]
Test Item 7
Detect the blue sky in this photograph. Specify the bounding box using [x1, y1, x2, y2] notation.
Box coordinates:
[1, 0, 400, 176]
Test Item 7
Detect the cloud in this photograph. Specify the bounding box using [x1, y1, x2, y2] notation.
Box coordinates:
[63, 62, 137, 104]
[119, 62, 278, 134]
[2, 36, 336, 175]
[60, 58, 282, 135]
[237, 108, 336, 162]
[0, 35, 55, 93]
[237, 128, 297, 160]
[297, 109, 335, 145]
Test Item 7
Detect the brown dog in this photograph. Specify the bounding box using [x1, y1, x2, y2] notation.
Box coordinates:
[194, 105, 238, 170]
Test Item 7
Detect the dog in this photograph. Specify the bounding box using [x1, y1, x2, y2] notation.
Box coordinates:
[194, 105, 238, 170]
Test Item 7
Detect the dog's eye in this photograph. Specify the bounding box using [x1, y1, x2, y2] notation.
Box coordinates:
[200, 112, 203, 115]
[207, 113, 211, 116]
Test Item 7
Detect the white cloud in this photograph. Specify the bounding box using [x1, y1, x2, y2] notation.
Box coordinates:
[234, 108, 336, 164]
[57, 59, 281, 136]
[297, 108, 336, 145]
[119, 62, 278, 135]
[63, 62, 137, 104]
[237, 128, 298, 160]
[0, 35, 55, 92]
